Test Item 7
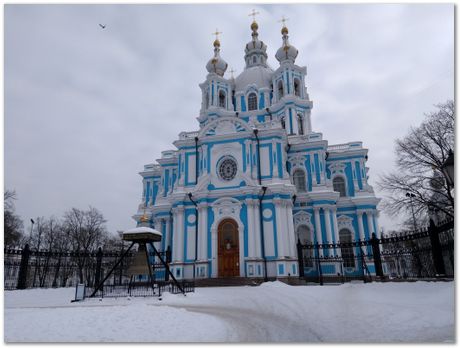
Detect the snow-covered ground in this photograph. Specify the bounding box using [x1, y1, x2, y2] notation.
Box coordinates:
[4, 281, 454, 343]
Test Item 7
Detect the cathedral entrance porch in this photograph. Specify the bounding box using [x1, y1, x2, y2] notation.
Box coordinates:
[218, 218, 240, 277]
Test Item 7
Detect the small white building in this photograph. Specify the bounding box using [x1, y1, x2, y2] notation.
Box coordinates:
[133, 18, 381, 280]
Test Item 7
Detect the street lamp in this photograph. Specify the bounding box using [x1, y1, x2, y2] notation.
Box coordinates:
[29, 218, 35, 241]
[405, 193, 417, 232]
[441, 149, 454, 188]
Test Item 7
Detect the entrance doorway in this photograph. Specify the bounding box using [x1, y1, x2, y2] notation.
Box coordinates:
[218, 218, 240, 277]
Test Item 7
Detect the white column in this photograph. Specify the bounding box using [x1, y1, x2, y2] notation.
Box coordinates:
[374, 212, 381, 238]
[198, 203, 208, 261]
[332, 208, 341, 257]
[357, 211, 365, 241]
[274, 198, 286, 258]
[285, 201, 297, 257]
[314, 207, 323, 256]
[166, 216, 172, 250]
[173, 206, 185, 262]
[366, 211, 375, 239]
[324, 207, 333, 257]
[171, 209, 179, 262]
[253, 200, 262, 258]
[246, 200, 256, 258]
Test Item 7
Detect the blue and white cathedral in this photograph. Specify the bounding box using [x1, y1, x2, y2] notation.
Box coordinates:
[133, 18, 381, 280]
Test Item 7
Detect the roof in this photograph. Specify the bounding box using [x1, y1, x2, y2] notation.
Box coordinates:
[123, 227, 162, 242]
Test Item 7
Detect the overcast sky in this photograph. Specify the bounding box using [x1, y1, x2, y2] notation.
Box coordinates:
[5, 4, 454, 235]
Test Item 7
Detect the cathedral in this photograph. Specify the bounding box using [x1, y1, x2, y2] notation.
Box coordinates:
[133, 16, 381, 280]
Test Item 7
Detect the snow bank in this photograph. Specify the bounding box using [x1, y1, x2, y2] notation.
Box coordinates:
[4, 281, 454, 342]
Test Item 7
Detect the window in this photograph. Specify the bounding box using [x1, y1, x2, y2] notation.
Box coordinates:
[281, 116, 286, 129]
[293, 169, 306, 192]
[333, 176, 347, 197]
[339, 229, 355, 268]
[253, 56, 257, 64]
[297, 114, 304, 135]
[248, 92, 257, 111]
[218, 157, 238, 181]
[218, 90, 226, 108]
[297, 225, 313, 267]
[277, 80, 284, 99]
[294, 79, 301, 97]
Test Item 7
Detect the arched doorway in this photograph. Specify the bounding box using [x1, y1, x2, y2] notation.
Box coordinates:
[218, 218, 239, 277]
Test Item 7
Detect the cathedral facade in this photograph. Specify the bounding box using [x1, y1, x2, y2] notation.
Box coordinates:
[133, 18, 381, 280]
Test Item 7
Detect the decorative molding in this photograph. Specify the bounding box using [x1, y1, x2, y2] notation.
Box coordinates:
[337, 214, 354, 232]
[293, 211, 313, 229]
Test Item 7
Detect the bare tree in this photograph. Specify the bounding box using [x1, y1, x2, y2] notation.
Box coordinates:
[63, 207, 108, 284]
[378, 100, 454, 225]
[4, 190, 24, 248]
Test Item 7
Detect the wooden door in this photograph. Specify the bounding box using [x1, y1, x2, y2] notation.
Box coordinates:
[218, 219, 240, 277]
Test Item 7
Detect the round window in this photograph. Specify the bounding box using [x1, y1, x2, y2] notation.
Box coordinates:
[218, 157, 238, 181]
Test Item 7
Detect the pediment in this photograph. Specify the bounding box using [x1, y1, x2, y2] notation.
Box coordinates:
[199, 117, 252, 137]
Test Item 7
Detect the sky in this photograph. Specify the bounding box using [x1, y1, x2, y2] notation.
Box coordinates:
[4, 4, 454, 236]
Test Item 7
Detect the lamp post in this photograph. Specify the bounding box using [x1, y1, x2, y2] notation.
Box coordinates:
[405, 192, 417, 232]
[29, 218, 35, 242]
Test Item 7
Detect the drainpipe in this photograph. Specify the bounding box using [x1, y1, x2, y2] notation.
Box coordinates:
[194, 137, 199, 184]
[265, 108, 273, 121]
[187, 193, 198, 280]
[286, 143, 291, 174]
[253, 129, 262, 185]
[258, 186, 268, 281]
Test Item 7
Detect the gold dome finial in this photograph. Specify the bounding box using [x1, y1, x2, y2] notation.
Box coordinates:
[212, 28, 222, 47]
[278, 16, 289, 35]
[140, 208, 149, 223]
[248, 9, 260, 30]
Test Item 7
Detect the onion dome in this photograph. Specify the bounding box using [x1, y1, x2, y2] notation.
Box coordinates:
[206, 38, 228, 76]
[244, 20, 268, 68]
[275, 25, 298, 64]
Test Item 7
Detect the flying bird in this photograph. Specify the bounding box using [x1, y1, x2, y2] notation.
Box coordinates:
[99, 24, 106, 29]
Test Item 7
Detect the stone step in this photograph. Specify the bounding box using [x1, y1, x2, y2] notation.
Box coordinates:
[194, 277, 265, 288]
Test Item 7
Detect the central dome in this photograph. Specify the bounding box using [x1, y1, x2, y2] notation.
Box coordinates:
[234, 65, 273, 92]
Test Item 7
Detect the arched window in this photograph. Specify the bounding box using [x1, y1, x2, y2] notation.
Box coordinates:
[277, 80, 284, 99]
[297, 225, 313, 267]
[293, 169, 306, 192]
[281, 116, 286, 129]
[248, 92, 257, 111]
[297, 114, 304, 135]
[339, 229, 355, 268]
[333, 176, 347, 197]
[294, 79, 301, 97]
[253, 56, 257, 64]
[218, 90, 226, 108]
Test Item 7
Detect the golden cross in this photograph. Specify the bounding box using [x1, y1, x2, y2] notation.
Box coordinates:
[212, 28, 222, 41]
[248, 9, 260, 22]
[278, 16, 289, 27]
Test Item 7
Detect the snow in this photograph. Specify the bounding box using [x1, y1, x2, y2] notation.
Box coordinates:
[122, 227, 162, 242]
[4, 281, 454, 343]
[123, 227, 162, 236]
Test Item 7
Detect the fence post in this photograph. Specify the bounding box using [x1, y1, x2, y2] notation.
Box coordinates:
[165, 246, 171, 282]
[371, 233, 384, 277]
[428, 219, 446, 277]
[297, 241, 304, 278]
[315, 242, 323, 286]
[17, 244, 30, 289]
[94, 247, 103, 288]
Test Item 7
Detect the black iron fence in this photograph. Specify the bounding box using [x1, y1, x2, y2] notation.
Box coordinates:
[4, 245, 173, 291]
[297, 218, 454, 284]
